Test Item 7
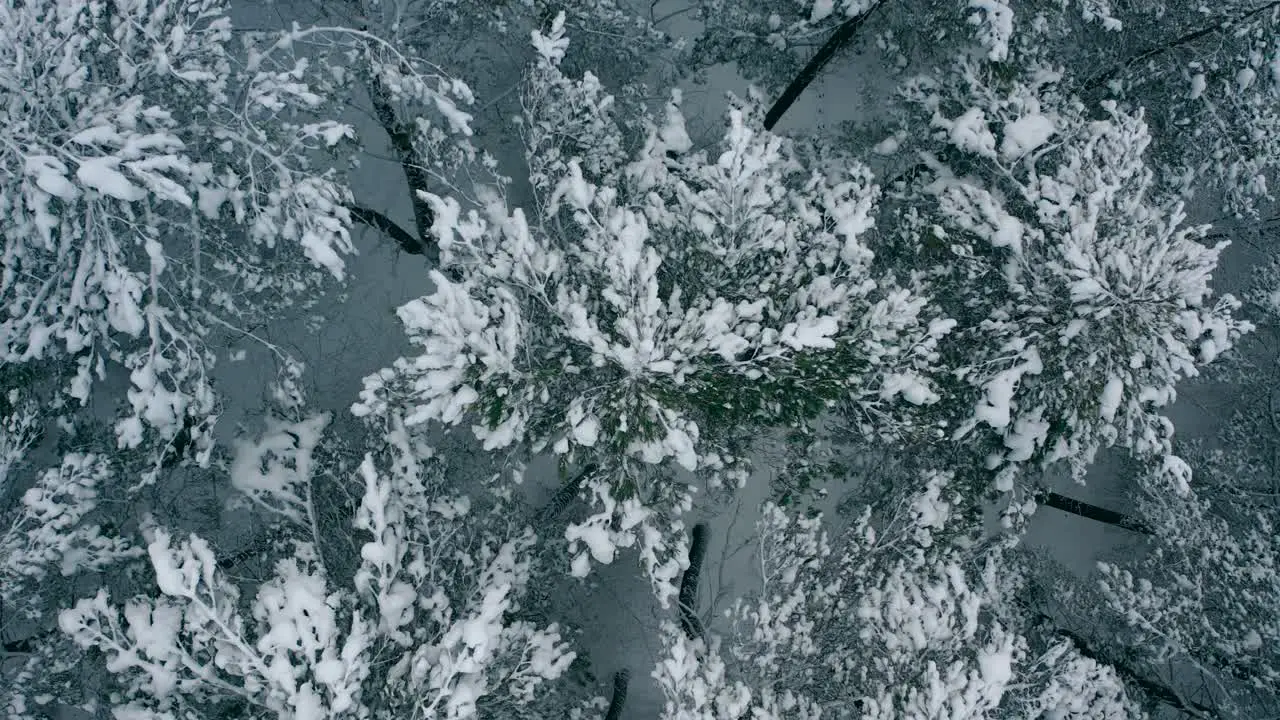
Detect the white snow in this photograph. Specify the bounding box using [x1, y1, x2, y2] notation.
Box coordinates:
[1236, 67, 1257, 92]
[570, 551, 591, 578]
[571, 412, 601, 447]
[973, 347, 1043, 429]
[551, 161, 596, 211]
[1159, 455, 1193, 496]
[1189, 73, 1207, 99]
[968, 0, 1015, 61]
[658, 91, 692, 153]
[25, 155, 78, 199]
[229, 413, 331, 522]
[1199, 338, 1219, 363]
[943, 108, 998, 158]
[531, 11, 570, 62]
[979, 646, 1015, 686]
[566, 523, 616, 565]
[911, 477, 951, 529]
[873, 135, 900, 155]
[69, 125, 123, 146]
[1003, 410, 1050, 462]
[992, 214, 1024, 253]
[1098, 376, 1124, 421]
[780, 315, 839, 350]
[1000, 113, 1055, 160]
[76, 156, 146, 201]
[880, 372, 940, 405]
[302, 121, 355, 146]
[810, 0, 836, 22]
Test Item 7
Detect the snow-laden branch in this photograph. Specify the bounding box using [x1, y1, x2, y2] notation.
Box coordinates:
[57, 419, 576, 719]
[652, 472, 1143, 719]
[353, 18, 954, 598]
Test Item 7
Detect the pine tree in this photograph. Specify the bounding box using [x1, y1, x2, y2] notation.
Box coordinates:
[352, 15, 954, 599]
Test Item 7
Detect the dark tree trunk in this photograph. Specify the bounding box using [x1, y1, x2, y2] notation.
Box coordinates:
[1044, 618, 1218, 718]
[679, 523, 710, 642]
[604, 669, 631, 720]
[364, 73, 438, 262]
[537, 464, 599, 525]
[1036, 491, 1153, 535]
[344, 203, 426, 256]
[340, 2, 439, 262]
[1085, 0, 1280, 91]
[763, 0, 888, 131]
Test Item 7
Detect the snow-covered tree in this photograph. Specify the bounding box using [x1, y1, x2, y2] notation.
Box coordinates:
[685, 0, 1122, 132]
[0, 389, 143, 718]
[688, 0, 886, 91]
[56, 412, 578, 720]
[352, 15, 955, 598]
[0, 0, 476, 480]
[1091, 412, 1280, 718]
[882, 54, 1249, 496]
[651, 471, 1143, 719]
[327, 0, 673, 78]
[1073, 0, 1280, 218]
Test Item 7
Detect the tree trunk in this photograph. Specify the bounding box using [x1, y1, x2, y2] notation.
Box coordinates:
[1044, 618, 1218, 718]
[536, 464, 599, 525]
[763, 0, 889, 131]
[1036, 491, 1153, 535]
[340, 2, 439, 262]
[364, 73, 438, 261]
[344, 203, 426, 256]
[604, 669, 631, 720]
[679, 523, 710, 641]
[1085, 0, 1280, 91]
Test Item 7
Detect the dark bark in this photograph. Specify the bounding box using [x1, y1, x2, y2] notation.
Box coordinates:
[342, 3, 439, 263]
[1085, 0, 1280, 91]
[1044, 617, 1218, 717]
[763, 0, 888, 131]
[604, 669, 631, 720]
[217, 542, 269, 571]
[1036, 490, 1153, 535]
[159, 414, 199, 469]
[536, 464, 599, 525]
[364, 73, 438, 256]
[344, 203, 426, 256]
[1, 628, 57, 654]
[679, 523, 710, 642]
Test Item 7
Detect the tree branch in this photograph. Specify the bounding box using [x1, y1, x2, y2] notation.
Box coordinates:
[763, 0, 889, 131]
[1036, 491, 1153, 535]
[1043, 617, 1219, 718]
[365, 72, 438, 245]
[344, 203, 429, 257]
[341, 1, 440, 259]
[536, 464, 599, 525]
[1085, 0, 1280, 91]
